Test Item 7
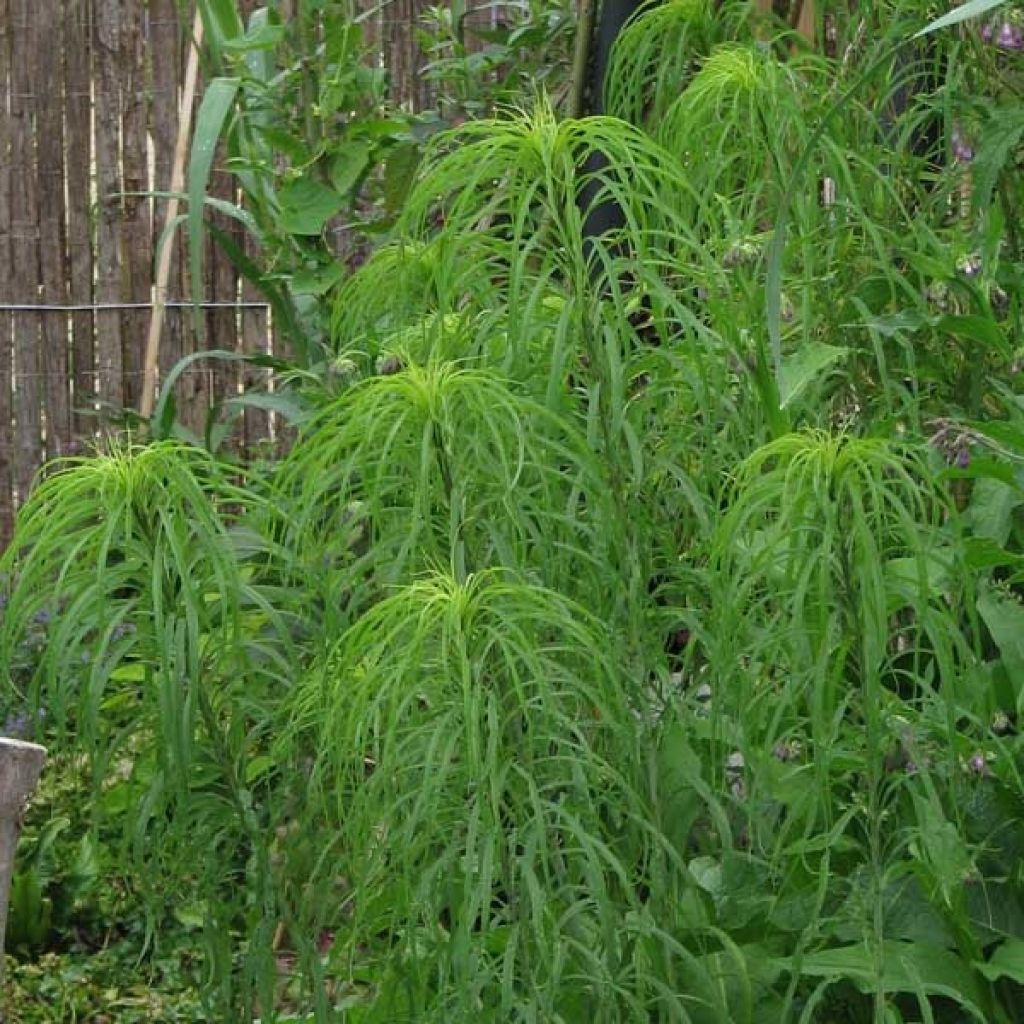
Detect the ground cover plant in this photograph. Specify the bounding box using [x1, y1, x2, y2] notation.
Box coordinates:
[3, 0, 1024, 1021]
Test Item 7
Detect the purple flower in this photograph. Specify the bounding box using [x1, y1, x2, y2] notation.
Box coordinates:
[968, 751, 989, 777]
[996, 20, 1024, 51]
[32, 608, 51, 626]
[2, 712, 30, 739]
[773, 739, 802, 762]
[951, 127, 974, 164]
[957, 252, 983, 279]
[111, 622, 137, 642]
[956, 445, 971, 470]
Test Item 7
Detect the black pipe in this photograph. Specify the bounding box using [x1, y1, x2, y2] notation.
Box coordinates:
[578, 0, 646, 259]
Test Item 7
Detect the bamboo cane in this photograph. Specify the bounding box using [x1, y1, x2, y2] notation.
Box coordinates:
[140, 8, 205, 420]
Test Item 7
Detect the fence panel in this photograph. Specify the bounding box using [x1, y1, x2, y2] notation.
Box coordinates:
[0, 0, 14, 538]
[0, 0, 457, 546]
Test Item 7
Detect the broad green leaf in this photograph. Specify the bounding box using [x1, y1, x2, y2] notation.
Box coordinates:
[779, 941, 985, 1010]
[977, 939, 1024, 984]
[973, 106, 1024, 215]
[935, 314, 1007, 352]
[384, 141, 422, 217]
[222, 21, 286, 52]
[277, 176, 345, 235]
[330, 141, 372, 195]
[244, 755, 276, 784]
[223, 392, 310, 426]
[188, 77, 241, 329]
[977, 583, 1024, 674]
[966, 476, 1022, 546]
[914, 0, 1008, 37]
[291, 261, 345, 296]
[778, 342, 848, 409]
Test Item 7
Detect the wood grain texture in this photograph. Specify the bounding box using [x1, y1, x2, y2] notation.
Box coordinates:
[93, 0, 124, 412]
[37, 0, 71, 458]
[0, 0, 14, 537]
[65, 0, 95, 440]
[10, 0, 43, 503]
[120, 4, 150, 411]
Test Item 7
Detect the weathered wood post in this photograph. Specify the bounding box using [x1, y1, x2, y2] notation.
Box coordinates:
[0, 738, 46, 986]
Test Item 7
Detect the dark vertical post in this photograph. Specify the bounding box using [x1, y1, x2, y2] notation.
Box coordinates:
[577, 0, 645, 263]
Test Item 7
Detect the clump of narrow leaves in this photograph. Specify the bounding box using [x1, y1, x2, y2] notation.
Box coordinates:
[5, 1, 1024, 1022]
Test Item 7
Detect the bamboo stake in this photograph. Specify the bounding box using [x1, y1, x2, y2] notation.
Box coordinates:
[794, 0, 816, 45]
[140, 8, 205, 420]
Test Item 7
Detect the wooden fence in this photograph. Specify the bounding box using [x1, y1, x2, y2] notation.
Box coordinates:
[0, 0, 472, 545]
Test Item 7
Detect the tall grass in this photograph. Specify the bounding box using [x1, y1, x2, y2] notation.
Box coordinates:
[3, 0, 1023, 1021]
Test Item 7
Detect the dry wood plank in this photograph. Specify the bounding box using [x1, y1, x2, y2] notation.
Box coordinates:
[65, 0, 95, 441]
[0, 0, 14, 540]
[150, 0, 185, 394]
[208, 167, 240, 448]
[241, 223, 270, 456]
[794, 0, 816, 44]
[10, 0, 43, 505]
[37, 0, 71, 459]
[93, 0, 123, 415]
[388, 0, 432, 112]
[121, 4, 150, 411]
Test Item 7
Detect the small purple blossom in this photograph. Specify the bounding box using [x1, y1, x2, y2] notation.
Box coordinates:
[996, 20, 1024, 51]
[2, 712, 30, 739]
[1, 708, 43, 740]
[956, 445, 971, 470]
[773, 739, 802, 762]
[111, 622, 137, 642]
[951, 126, 974, 165]
[32, 608, 51, 626]
[957, 252, 983, 279]
[968, 751, 989, 777]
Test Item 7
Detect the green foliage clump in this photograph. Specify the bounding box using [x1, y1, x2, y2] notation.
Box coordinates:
[5, 0, 1024, 1022]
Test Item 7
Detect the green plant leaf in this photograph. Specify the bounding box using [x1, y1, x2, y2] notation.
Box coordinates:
[188, 77, 240, 330]
[383, 141, 421, 217]
[978, 939, 1024, 984]
[977, 584, 1024, 674]
[913, 0, 1008, 37]
[973, 105, 1024, 216]
[329, 141, 372, 195]
[277, 176, 345, 235]
[778, 342, 848, 409]
[779, 941, 985, 1009]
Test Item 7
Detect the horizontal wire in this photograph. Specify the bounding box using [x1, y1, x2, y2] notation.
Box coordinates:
[0, 301, 272, 312]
